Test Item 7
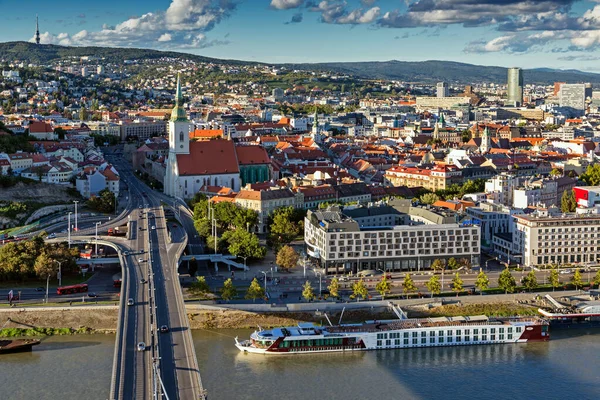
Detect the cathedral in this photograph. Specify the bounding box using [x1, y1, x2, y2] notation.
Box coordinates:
[164, 74, 242, 198]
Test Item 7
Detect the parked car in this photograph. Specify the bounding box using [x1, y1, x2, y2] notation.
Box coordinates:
[140, 279, 146, 284]
[138, 258, 144, 263]
[137, 342, 146, 352]
[127, 298, 134, 306]
[151, 226, 156, 230]
[160, 325, 169, 333]
[560, 269, 573, 275]
[46, 233, 56, 239]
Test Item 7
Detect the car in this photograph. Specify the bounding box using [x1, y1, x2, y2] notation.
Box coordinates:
[151, 226, 156, 230]
[127, 298, 134, 306]
[140, 279, 146, 284]
[172, 224, 177, 228]
[159, 325, 169, 333]
[139, 227, 143, 231]
[138, 258, 144, 263]
[35, 287, 44, 292]
[560, 269, 572, 275]
[87, 292, 98, 298]
[137, 342, 146, 352]
[46, 233, 56, 239]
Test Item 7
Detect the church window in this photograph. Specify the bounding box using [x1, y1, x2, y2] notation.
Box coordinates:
[185, 180, 188, 188]
[180, 131, 184, 142]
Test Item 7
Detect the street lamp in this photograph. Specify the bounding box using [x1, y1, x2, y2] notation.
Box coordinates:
[54, 260, 62, 287]
[73, 201, 79, 232]
[260, 271, 267, 295]
[314, 270, 322, 297]
[95, 221, 101, 266]
[241, 256, 248, 280]
[303, 256, 307, 278]
[68, 212, 72, 248]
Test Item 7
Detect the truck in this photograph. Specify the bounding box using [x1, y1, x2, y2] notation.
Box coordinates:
[107, 225, 128, 237]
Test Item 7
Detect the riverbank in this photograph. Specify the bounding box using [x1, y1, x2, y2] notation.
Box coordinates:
[0, 293, 564, 332]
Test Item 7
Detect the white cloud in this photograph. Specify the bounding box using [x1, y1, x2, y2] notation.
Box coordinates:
[158, 33, 173, 42]
[32, 0, 235, 49]
[270, 0, 304, 9]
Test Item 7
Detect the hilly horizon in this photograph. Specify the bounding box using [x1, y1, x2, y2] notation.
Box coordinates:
[1, 41, 599, 85]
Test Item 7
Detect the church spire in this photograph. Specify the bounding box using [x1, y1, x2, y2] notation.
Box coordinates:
[170, 73, 187, 122]
[35, 14, 40, 45]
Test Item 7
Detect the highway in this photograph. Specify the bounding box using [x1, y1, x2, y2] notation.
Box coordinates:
[107, 149, 205, 400]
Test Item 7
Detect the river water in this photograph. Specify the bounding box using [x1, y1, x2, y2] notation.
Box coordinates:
[2, 329, 600, 399]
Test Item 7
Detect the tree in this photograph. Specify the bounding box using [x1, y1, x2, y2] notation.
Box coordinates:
[375, 276, 392, 300]
[572, 269, 583, 290]
[419, 192, 440, 205]
[245, 278, 265, 303]
[327, 277, 339, 299]
[79, 106, 88, 121]
[498, 268, 516, 294]
[550, 168, 562, 177]
[560, 190, 576, 213]
[593, 269, 600, 289]
[580, 164, 600, 186]
[351, 279, 368, 301]
[522, 270, 538, 292]
[220, 278, 237, 302]
[87, 189, 115, 213]
[459, 258, 472, 271]
[447, 257, 460, 270]
[425, 275, 441, 297]
[549, 268, 560, 291]
[276, 245, 299, 271]
[451, 272, 463, 296]
[268, 207, 301, 249]
[189, 276, 210, 298]
[475, 270, 489, 295]
[223, 229, 266, 260]
[302, 280, 315, 302]
[402, 273, 417, 297]
[431, 259, 446, 272]
[33, 252, 56, 280]
[461, 130, 472, 143]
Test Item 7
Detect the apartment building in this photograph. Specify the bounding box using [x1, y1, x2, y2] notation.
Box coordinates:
[305, 200, 480, 274]
[234, 186, 303, 233]
[513, 208, 600, 267]
[120, 121, 167, 141]
[384, 165, 462, 191]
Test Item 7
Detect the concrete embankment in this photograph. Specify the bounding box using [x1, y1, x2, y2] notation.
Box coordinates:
[0, 290, 584, 332]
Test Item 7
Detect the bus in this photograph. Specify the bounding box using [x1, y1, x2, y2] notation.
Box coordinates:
[113, 273, 122, 288]
[56, 283, 89, 295]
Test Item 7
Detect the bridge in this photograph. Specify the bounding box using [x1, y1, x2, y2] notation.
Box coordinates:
[53, 151, 206, 399]
[180, 253, 248, 271]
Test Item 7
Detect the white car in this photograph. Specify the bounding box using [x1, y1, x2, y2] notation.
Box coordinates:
[137, 342, 146, 352]
[151, 226, 156, 230]
[138, 258, 144, 263]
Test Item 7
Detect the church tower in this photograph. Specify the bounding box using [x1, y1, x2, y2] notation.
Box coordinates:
[168, 73, 191, 155]
[311, 108, 319, 135]
[165, 73, 192, 197]
[480, 126, 491, 153]
[35, 15, 40, 45]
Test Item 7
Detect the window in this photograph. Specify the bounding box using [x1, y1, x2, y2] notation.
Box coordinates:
[482, 335, 487, 341]
[421, 338, 427, 344]
[179, 131, 184, 142]
[412, 338, 418, 344]
[377, 340, 382, 347]
[456, 337, 461, 343]
[404, 339, 409, 345]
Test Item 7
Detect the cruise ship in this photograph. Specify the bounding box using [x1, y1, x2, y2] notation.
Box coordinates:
[235, 308, 549, 355]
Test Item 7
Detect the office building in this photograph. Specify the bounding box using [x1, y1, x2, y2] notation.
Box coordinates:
[304, 200, 480, 274]
[507, 67, 523, 106]
[559, 84, 587, 115]
[512, 208, 600, 267]
[436, 82, 449, 98]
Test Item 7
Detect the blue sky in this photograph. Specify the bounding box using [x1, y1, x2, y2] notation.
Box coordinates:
[2, 0, 600, 71]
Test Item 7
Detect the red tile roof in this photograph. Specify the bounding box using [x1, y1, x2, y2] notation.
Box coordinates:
[235, 145, 270, 165]
[176, 139, 239, 176]
[28, 121, 53, 133]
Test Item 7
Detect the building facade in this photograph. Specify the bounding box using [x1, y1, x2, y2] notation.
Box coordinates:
[305, 201, 480, 274]
[507, 67, 523, 106]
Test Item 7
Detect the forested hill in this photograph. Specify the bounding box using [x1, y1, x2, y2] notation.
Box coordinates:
[281, 60, 600, 85]
[1, 41, 599, 85]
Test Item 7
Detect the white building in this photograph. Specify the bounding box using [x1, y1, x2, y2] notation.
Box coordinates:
[513, 208, 600, 267]
[305, 200, 480, 274]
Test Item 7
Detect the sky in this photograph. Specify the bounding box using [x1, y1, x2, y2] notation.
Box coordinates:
[2, 0, 600, 71]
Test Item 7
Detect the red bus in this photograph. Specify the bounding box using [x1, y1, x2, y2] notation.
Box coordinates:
[56, 283, 89, 295]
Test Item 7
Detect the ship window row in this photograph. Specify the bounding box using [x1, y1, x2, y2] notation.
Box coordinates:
[280, 338, 348, 348]
[378, 327, 517, 340]
[377, 334, 515, 347]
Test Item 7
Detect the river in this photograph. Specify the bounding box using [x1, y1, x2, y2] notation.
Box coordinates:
[1, 329, 600, 399]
